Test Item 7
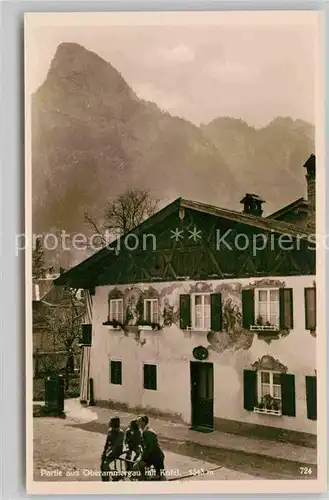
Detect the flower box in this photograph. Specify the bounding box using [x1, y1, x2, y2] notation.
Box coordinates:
[250, 325, 280, 332]
[253, 407, 282, 416]
[102, 320, 123, 330]
[136, 321, 162, 331]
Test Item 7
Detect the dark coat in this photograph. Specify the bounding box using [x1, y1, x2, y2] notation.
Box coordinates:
[141, 427, 164, 464]
[102, 428, 124, 460]
[125, 428, 142, 453]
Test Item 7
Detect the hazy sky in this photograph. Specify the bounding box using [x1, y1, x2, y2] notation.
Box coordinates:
[26, 12, 318, 127]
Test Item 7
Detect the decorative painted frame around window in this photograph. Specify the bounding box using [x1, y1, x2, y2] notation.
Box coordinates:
[109, 298, 124, 323]
[191, 293, 211, 331]
[143, 298, 159, 324]
[254, 288, 280, 330]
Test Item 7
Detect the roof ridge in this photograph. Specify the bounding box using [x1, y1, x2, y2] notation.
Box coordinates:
[180, 198, 313, 235]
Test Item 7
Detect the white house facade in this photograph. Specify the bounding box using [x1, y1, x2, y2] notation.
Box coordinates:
[88, 275, 316, 435]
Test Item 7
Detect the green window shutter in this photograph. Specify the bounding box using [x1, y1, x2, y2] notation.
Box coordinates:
[305, 288, 316, 330]
[306, 376, 317, 420]
[243, 370, 257, 411]
[279, 288, 294, 330]
[242, 289, 255, 329]
[180, 294, 191, 330]
[210, 293, 222, 331]
[281, 373, 296, 416]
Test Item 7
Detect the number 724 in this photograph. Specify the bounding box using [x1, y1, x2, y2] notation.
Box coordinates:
[300, 467, 312, 475]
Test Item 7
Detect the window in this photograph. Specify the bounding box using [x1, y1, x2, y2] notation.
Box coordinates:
[81, 324, 92, 346]
[110, 360, 122, 385]
[244, 369, 295, 417]
[305, 287, 316, 330]
[192, 294, 211, 330]
[252, 370, 282, 415]
[243, 288, 293, 332]
[255, 289, 279, 328]
[258, 370, 282, 406]
[144, 299, 159, 324]
[180, 293, 222, 331]
[109, 299, 123, 323]
[143, 364, 157, 390]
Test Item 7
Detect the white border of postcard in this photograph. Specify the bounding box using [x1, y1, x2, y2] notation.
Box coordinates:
[25, 10, 327, 494]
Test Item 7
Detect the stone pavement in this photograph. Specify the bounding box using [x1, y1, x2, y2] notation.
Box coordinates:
[33, 417, 256, 481]
[63, 399, 316, 466]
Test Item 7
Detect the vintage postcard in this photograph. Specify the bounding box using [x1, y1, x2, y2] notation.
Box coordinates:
[25, 11, 326, 494]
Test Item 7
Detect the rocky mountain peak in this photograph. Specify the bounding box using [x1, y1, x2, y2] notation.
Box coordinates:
[32, 43, 315, 267]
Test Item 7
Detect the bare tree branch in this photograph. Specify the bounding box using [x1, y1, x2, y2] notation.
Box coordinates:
[84, 188, 159, 248]
[42, 288, 85, 353]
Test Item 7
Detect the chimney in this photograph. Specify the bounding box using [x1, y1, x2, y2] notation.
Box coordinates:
[240, 194, 265, 216]
[304, 154, 315, 226]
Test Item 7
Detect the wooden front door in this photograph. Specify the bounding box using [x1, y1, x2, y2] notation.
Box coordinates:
[190, 361, 214, 430]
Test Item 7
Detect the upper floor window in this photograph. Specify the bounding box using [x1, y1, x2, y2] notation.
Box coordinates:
[255, 289, 279, 328]
[144, 299, 159, 324]
[192, 294, 211, 330]
[243, 287, 293, 332]
[180, 293, 222, 331]
[305, 287, 316, 330]
[109, 298, 124, 323]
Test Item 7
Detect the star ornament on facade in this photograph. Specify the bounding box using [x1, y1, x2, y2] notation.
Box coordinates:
[188, 227, 202, 242]
[170, 228, 184, 242]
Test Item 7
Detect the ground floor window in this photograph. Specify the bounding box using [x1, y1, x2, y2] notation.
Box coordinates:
[256, 370, 282, 413]
[110, 360, 122, 385]
[244, 368, 295, 417]
[143, 364, 157, 390]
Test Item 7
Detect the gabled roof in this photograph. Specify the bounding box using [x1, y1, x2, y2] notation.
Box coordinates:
[267, 197, 309, 220]
[55, 198, 183, 286]
[180, 198, 309, 236]
[55, 197, 313, 288]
